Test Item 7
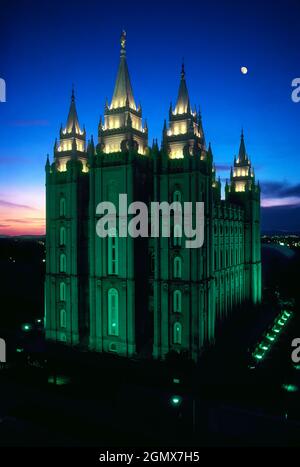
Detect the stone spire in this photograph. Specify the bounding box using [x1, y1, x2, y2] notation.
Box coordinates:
[174, 63, 191, 115]
[65, 87, 82, 134]
[238, 129, 247, 163]
[99, 32, 148, 155]
[54, 88, 87, 171]
[110, 31, 136, 110]
[230, 131, 255, 193]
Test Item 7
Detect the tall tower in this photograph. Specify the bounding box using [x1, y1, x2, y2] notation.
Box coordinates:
[152, 65, 215, 362]
[227, 131, 262, 304]
[98, 31, 148, 155]
[88, 32, 151, 356]
[45, 90, 89, 345]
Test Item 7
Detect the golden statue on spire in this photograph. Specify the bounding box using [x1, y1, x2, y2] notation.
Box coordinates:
[121, 30, 126, 51]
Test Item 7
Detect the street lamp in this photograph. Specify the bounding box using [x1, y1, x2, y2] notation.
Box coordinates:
[170, 395, 182, 407]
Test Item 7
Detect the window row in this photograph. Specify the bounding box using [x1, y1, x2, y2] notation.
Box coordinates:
[214, 223, 243, 236]
[214, 247, 244, 269]
[58, 284, 182, 344]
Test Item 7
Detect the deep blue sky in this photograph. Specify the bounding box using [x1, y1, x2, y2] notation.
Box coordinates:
[1, 0, 300, 234]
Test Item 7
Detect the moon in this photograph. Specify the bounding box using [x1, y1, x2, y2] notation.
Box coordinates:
[241, 66, 248, 75]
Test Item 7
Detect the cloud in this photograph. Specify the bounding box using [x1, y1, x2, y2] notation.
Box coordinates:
[215, 164, 231, 171]
[261, 180, 300, 198]
[0, 199, 36, 210]
[8, 119, 50, 127]
[261, 197, 300, 208]
[3, 218, 44, 224]
[260, 180, 300, 208]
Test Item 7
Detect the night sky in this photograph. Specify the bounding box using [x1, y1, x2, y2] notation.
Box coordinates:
[1, 0, 300, 235]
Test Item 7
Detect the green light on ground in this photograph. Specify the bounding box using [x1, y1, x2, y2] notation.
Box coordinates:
[294, 365, 300, 370]
[284, 311, 291, 317]
[273, 327, 280, 333]
[170, 395, 182, 406]
[266, 334, 275, 341]
[254, 353, 263, 360]
[48, 375, 70, 386]
[282, 384, 298, 393]
[16, 348, 23, 353]
[261, 345, 269, 351]
[278, 320, 285, 326]
[22, 323, 32, 332]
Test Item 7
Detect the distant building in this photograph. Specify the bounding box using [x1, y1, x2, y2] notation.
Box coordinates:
[45, 32, 261, 362]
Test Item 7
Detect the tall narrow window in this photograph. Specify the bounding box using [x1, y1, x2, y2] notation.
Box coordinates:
[173, 224, 182, 247]
[60, 253, 66, 273]
[174, 256, 182, 278]
[108, 229, 118, 275]
[173, 190, 182, 203]
[60, 197, 66, 217]
[173, 322, 182, 344]
[60, 226, 66, 246]
[60, 282, 66, 301]
[108, 288, 119, 336]
[173, 290, 182, 313]
[150, 252, 155, 274]
[60, 309, 66, 328]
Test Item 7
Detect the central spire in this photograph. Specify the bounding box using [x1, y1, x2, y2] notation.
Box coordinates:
[110, 31, 136, 110]
[174, 63, 190, 115]
[238, 129, 247, 162]
[65, 87, 81, 134]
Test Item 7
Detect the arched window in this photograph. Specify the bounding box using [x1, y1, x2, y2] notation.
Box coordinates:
[173, 322, 182, 344]
[60, 282, 66, 301]
[60, 253, 66, 273]
[173, 290, 182, 313]
[108, 288, 119, 336]
[173, 224, 182, 247]
[60, 309, 66, 328]
[108, 229, 118, 275]
[59, 197, 66, 217]
[60, 226, 66, 246]
[174, 256, 182, 278]
[173, 190, 182, 203]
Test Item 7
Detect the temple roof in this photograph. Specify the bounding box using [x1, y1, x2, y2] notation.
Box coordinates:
[110, 31, 136, 110]
[65, 88, 81, 134]
[174, 64, 190, 115]
[237, 130, 248, 163]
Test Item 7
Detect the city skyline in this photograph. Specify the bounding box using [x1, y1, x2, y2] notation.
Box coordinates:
[1, 0, 300, 235]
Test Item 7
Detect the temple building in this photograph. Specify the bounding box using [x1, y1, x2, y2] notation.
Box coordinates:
[45, 32, 261, 362]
